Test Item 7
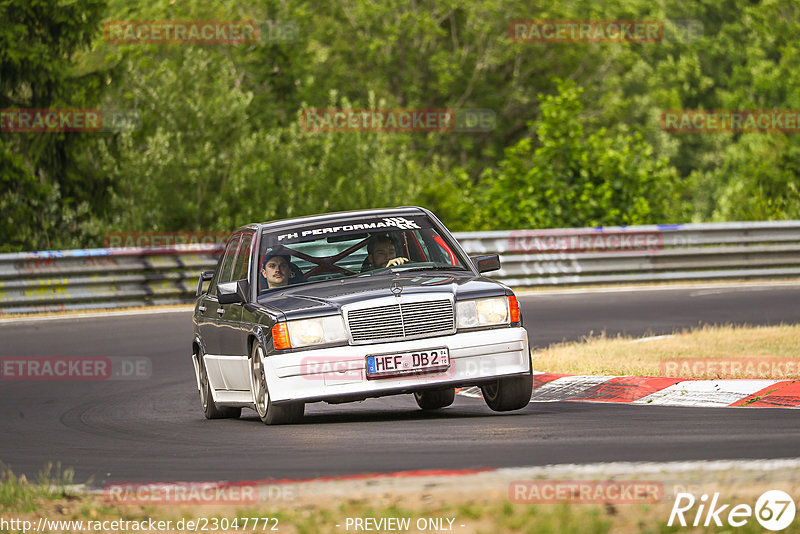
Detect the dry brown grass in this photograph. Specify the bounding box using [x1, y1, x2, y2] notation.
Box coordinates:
[532, 324, 800, 378]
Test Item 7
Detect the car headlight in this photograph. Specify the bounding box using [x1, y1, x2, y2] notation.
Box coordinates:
[272, 316, 347, 349]
[456, 296, 519, 329]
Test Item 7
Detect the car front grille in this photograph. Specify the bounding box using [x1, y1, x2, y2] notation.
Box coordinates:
[346, 299, 455, 343]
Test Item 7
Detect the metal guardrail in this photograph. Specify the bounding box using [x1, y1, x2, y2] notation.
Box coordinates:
[1, 221, 799, 314]
[458, 221, 800, 286]
[0, 246, 220, 314]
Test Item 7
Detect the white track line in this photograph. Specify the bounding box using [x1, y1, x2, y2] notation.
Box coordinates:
[633, 379, 780, 407]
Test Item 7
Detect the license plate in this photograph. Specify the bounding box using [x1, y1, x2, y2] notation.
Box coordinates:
[366, 348, 450, 379]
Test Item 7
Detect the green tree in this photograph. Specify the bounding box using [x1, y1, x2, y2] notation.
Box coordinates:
[8, 0, 800, 251]
[469, 80, 682, 230]
[0, 0, 108, 251]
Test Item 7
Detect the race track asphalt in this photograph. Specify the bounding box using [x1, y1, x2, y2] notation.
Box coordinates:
[1, 282, 798, 486]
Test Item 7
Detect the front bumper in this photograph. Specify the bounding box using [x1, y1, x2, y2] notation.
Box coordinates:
[264, 327, 530, 404]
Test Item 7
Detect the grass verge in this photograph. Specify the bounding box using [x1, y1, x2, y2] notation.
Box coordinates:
[3, 462, 800, 533]
[0, 464, 76, 513]
[532, 324, 800, 378]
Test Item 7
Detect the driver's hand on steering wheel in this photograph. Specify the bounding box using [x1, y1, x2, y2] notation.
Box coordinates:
[386, 257, 409, 267]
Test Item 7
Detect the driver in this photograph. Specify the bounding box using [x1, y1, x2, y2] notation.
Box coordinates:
[261, 252, 291, 289]
[367, 234, 409, 268]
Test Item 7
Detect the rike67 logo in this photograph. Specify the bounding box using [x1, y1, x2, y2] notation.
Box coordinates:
[669, 490, 796, 531]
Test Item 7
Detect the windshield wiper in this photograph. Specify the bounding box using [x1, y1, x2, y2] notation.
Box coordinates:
[392, 265, 468, 273]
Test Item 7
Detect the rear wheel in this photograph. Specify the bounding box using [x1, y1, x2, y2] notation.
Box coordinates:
[414, 388, 456, 410]
[197, 349, 241, 419]
[481, 370, 533, 412]
[250, 343, 304, 425]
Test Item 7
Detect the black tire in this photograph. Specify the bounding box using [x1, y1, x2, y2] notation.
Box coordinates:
[414, 388, 456, 410]
[481, 370, 533, 412]
[250, 343, 304, 425]
[197, 350, 241, 419]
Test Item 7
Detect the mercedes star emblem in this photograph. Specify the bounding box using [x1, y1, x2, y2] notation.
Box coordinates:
[390, 281, 403, 297]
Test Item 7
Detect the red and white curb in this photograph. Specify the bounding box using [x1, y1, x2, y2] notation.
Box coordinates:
[459, 373, 800, 408]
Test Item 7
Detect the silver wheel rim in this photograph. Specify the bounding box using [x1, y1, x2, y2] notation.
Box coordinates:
[251, 345, 268, 417]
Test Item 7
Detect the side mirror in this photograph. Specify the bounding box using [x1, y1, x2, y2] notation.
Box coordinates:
[471, 254, 501, 273]
[218, 279, 249, 304]
[196, 270, 215, 297]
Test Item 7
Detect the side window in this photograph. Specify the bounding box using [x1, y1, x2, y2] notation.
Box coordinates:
[416, 229, 458, 265]
[233, 233, 253, 282]
[210, 234, 241, 296]
[411, 231, 431, 260]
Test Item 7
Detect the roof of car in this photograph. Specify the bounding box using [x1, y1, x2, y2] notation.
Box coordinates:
[232, 206, 431, 234]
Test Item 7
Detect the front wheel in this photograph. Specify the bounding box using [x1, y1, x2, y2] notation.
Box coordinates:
[414, 388, 456, 410]
[197, 350, 241, 419]
[250, 343, 304, 425]
[481, 371, 533, 412]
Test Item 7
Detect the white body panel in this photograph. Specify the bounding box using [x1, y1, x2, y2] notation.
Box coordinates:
[201, 327, 530, 407]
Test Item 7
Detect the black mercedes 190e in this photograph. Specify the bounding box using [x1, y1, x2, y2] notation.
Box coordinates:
[192, 206, 532, 424]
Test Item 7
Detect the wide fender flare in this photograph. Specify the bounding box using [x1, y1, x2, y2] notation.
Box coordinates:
[191, 335, 209, 391]
[246, 325, 280, 402]
[249, 326, 269, 359]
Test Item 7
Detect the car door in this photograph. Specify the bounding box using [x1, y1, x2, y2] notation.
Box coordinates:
[218, 231, 252, 356]
[216, 231, 254, 391]
[198, 234, 241, 359]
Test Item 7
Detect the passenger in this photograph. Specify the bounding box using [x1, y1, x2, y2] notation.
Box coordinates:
[367, 234, 409, 269]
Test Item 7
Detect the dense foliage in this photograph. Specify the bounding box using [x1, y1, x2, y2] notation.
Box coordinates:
[1, 0, 799, 251]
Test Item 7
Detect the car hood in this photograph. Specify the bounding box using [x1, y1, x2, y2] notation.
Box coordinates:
[256, 271, 506, 319]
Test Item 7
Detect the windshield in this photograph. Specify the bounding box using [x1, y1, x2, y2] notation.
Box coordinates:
[257, 215, 469, 294]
